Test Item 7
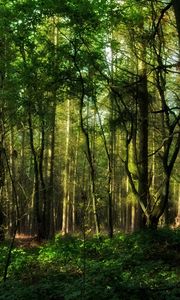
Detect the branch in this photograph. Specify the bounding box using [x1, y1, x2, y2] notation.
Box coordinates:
[153, 1, 173, 38]
[168, 132, 180, 173]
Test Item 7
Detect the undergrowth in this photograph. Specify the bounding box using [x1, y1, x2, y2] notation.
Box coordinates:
[0, 228, 180, 299]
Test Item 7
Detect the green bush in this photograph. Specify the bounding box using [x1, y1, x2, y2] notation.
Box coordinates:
[0, 228, 179, 299]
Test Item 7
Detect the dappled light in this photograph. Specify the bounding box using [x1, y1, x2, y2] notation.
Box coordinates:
[0, 0, 179, 298]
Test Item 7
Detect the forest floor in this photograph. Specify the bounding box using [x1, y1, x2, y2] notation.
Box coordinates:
[14, 234, 45, 248]
[0, 228, 180, 300]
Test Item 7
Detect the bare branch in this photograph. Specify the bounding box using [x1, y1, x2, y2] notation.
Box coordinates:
[153, 1, 173, 38]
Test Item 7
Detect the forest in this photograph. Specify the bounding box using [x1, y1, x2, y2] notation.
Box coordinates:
[0, 0, 180, 299]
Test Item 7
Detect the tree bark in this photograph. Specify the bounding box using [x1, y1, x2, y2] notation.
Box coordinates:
[0, 114, 5, 240]
[39, 119, 48, 239]
[48, 96, 56, 238]
[62, 99, 70, 235]
[28, 111, 42, 240]
[137, 71, 149, 226]
[94, 98, 113, 237]
[173, 0, 180, 44]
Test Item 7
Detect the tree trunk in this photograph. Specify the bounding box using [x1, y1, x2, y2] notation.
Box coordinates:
[9, 126, 18, 234]
[95, 98, 113, 237]
[72, 130, 79, 232]
[0, 207, 4, 241]
[0, 118, 5, 240]
[48, 96, 56, 238]
[28, 112, 42, 240]
[137, 71, 149, 227]
[62, 100, 70, 235]
[0, 34, 5, 241]
[173, 0, 180, 44]
[39, 120, 48, 239]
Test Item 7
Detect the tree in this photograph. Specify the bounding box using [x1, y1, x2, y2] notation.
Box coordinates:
[0, 0, 179, 237]
[173, 0, 180, 43]
[104, 0, 180, 228]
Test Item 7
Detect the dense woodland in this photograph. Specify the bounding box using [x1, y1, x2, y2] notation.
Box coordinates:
[0, 0, 179, 239]
[0, 0, 180, 299]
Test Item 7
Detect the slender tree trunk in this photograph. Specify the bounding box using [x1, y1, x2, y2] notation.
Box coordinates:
[28, 112, 42, 240]
[108, 99, 114, 238]
[47, 18, 59, 237]
[10, 126, 18, 234]
[137, 70, 149, 227]
[48, 96, 56, 238]
[72, 48, 100, 235]
[19, 125, 28, 233]
[175, 184, 180, 227]
[72, 129, 79, 232]
[0, 112, 5, 241]
[95, 99, 113, 237]
[62, 100, 70, 235]
[0, 34, 5, 240]
[39, 119, 48, 239]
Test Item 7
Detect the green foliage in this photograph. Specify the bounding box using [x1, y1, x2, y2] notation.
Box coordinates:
[0, 229, 180, 299]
